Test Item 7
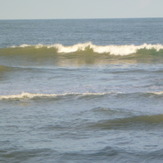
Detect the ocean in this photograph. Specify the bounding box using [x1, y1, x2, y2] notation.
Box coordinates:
[0, 18, 163, 163]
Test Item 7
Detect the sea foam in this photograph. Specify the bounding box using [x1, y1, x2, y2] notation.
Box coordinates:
[11, 42, 163, 56]
[0, 91, 162, 100]
[0, 92, 111, 100]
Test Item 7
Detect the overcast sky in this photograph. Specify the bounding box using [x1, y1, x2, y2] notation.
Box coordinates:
[0, 0, 163, 19]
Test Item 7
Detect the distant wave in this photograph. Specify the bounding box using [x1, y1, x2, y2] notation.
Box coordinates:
[0, 91, 162, 101]
[0, 92, 111, 100]
[9, 42, 163, 56]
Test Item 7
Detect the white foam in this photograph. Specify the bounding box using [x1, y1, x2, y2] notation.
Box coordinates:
[48, 43, 163, 55]
[150, 91, 163, 95]
[0, 92, 57, 100]
[1, 91, 162, 100]
[11, 43, 163, 56]
[0, 92, 111, 100]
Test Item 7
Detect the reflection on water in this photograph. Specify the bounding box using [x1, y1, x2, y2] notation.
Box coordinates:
[1, 52, 163, 68]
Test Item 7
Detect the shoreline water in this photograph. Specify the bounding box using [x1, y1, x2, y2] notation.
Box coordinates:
[0, 18, 163, 163]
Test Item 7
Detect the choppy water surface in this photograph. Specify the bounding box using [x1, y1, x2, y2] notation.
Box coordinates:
[0, 18, 163, 163]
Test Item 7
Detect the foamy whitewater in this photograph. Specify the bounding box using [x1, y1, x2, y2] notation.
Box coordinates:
[0, 92, 112, 100]
[0, 91, 163, 100]
[11, 43, 163, 55]
[0, 18, 163, 163]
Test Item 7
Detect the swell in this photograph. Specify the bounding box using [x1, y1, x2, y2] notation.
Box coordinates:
[59, 147, 163, 163]
[0, 91, 162, 101]
[90, 114, 163, 130]
[1, 64, 163, 74]
[1, 146, 163, 163]
[0, 43, 163, 56]
[0, 65, 11, 72]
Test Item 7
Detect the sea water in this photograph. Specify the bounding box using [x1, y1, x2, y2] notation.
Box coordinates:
[0, 18, 163, 163]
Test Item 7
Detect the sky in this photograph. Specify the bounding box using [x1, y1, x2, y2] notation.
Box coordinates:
[0, 0, 163, 19]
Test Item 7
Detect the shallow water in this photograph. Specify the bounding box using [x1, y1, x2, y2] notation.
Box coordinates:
[0, 18, 163, 163]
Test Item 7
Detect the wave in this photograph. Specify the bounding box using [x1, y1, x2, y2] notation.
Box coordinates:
[0, 65, 10, 72]
[149, 91, 163, 95]
[0, 92, 111, 100]
[0, 91, 162, 101]
[90, 114, 163, 130]
[1, 42, 163, 56]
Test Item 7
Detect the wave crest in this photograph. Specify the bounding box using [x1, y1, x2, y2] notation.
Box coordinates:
[0, 92, 110, 100]
[90, 114, 163, 130]
[0, 91, 162, 101]
[11, 42, 163, 56]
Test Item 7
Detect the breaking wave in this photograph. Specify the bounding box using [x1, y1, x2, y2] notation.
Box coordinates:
[0, 92, 111, 100]
[0, 91, 162, 101]
[1, 42, 163, 56]
[149, 91, 163, 95]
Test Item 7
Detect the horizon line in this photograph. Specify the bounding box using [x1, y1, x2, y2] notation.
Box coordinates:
[0, 16, 163, 21]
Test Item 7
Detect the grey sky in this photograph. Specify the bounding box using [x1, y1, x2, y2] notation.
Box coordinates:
[0, 0, 163, 19]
